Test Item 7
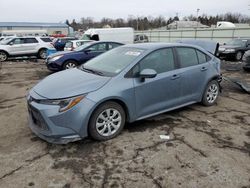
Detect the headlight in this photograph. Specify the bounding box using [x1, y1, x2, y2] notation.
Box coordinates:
[38, 95, 85, 112]
[225, 49, 235, 52]
[50, 55, 63, 62]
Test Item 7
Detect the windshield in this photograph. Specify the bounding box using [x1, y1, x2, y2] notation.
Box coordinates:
[227, 39, 247, 47]
[80, 47, 145, 76]
[74, 42, 94, 51]
[0, 37, 13, 45]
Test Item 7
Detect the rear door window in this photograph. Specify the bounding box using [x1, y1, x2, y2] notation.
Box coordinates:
[24, 38, 38, 44]
[176, 47, 199, 68]
[196, 50, 207, 64]
[40, 38, 52, 42]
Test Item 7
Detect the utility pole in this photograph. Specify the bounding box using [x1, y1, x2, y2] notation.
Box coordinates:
[176, 12, 179, 29]
[196, 8, 200, 29]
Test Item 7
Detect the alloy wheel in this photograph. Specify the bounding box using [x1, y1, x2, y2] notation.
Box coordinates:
[96, 108, 122, 137]
[65, 62, 77, 69]
[206, 84, 219, 104]
[0, 52, 7, 62]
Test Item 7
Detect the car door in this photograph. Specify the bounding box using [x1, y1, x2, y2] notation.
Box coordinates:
[79, 42, 107, 63]
[175, 47, 210, 104]
[23, 38, 39, 54]
[132, 48, 182, 118]
[7, 38, 25, 55]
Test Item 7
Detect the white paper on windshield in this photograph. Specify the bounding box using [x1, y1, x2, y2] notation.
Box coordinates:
[125, 51, 142, 56]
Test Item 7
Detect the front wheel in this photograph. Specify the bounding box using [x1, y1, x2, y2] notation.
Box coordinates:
[202, 80, 219, 106]
[38, 49, 47, 59]
[63, 60, 78, 70]
[0, 51, 8, 62]
[88, 102, 125, 141]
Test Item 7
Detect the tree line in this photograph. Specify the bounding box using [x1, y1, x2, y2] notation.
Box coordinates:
[66, 13, 250, 31]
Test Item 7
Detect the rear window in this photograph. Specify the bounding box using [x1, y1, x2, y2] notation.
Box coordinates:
[40, 38, 52, 42]
[24, 38, 38, 44]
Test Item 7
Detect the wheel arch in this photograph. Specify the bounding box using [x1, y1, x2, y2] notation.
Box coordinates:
[200, 75, 221, 100]
[0, 50, 9, 56]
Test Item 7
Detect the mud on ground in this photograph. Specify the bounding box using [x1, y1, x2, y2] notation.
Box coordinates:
[0, 60, 249, 188]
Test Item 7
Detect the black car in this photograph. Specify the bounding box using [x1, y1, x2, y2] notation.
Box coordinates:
[52, 37, 77, 51]
[218, 39, 250, 61]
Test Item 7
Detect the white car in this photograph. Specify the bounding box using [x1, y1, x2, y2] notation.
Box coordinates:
[64, 40, 93, 51]
[0, 37, 55, 61]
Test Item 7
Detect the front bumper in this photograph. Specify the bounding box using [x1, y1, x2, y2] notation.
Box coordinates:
[45, 58, 62, 71]
[218, 51, 236, 58]
[27, 93, 96, 144]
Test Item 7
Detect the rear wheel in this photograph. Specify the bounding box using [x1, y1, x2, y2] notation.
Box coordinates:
[0, 51, 8, 62]
[63, 60, 78, 70]
[88, 102, 125, 141]
[38, 49, 47, 59]
[202, 80, 219, 106]
[235, 51, 243, 61]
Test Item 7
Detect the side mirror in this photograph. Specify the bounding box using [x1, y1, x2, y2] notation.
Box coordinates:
[9, 42, 14, 46]
[223, 43, 226, 45]
[139, 69, 157, 82]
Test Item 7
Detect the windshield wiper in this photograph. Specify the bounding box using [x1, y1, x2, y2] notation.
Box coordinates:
[80, 66, 104, 76]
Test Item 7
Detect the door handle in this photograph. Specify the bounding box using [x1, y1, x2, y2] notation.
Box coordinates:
[171, 74, 180, 80]
[201, 67, 208, 71]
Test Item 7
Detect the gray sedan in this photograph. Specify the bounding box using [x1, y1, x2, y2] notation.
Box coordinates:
[27, 43, 221, 144]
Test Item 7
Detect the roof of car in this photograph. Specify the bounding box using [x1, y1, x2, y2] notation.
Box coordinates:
[124, 42, 199, 50]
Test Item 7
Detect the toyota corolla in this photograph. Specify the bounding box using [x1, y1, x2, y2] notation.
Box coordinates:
[27, 43, 221, 144]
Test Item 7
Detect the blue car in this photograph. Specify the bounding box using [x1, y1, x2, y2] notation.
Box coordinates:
[27, 42, 221, 144]
[46, 41, 124, 71]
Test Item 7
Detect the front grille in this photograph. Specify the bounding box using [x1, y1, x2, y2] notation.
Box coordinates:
[28, 103, 49, 131]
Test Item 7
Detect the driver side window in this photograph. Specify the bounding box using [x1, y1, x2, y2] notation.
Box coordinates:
[12, 38, 24, 45]
[139, 48, 175, 74]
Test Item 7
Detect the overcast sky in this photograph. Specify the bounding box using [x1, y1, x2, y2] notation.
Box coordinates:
[0, 0, 249, 23]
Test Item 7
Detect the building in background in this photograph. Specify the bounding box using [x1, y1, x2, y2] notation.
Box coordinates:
[0, 22, 71, 36]
[156, 21, 209, 30]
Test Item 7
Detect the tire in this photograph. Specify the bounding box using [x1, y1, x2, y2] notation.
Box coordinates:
[38, 48, 47, 59]
[88, 102, 126, 141]
[63, 60, 78, 70]
[0, 51, 8, 62]
[201, 80, 219, 106]
[235, 51, 243, 61]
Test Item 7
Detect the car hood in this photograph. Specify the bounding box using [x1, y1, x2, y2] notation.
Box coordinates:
[219, 45, 240, 49]
[32, 68, 111, 99]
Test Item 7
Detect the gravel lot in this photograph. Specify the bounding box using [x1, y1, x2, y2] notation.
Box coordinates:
[0, 59, 249, 188]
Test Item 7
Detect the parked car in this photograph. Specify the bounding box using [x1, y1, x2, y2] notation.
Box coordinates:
[64, 40, 93, 51]
[218, 39, 250, 61]
[134, 34, 149, 43]
[27, 42, 221, 144]
[52, 37, 77, 51]
[46, 41, 123, 71]
[0, 37, 55, 61]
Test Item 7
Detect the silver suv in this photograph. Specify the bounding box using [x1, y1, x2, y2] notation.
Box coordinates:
[0, 37, 55, 61]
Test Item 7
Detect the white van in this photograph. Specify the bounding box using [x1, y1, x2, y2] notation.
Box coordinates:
[81, 27, 134, 44]
[216, 22, 236, 28]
